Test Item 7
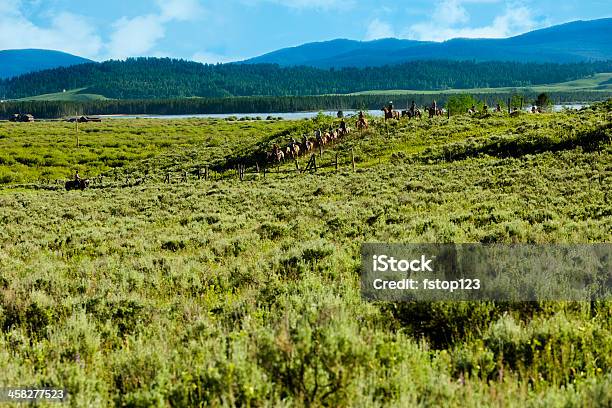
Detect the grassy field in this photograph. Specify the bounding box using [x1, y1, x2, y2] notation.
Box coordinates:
[15, 88, 109, 102]
[0, 103, 611, 406]
[0, 117, 295, 184]
[349, 73, 612, 95]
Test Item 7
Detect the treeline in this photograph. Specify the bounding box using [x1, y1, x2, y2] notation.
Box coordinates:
[1, 58, 612, 99]
[1, 92, 609, 119]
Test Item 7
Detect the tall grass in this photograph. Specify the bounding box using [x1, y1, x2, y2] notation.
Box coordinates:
[0, 103, 610, 406]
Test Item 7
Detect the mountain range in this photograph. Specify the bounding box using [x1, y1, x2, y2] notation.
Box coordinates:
[0, 18, 611, 100]
[0, 19, 610, 82]
[0, 49, 92, 79]
[244, 19, 612, 68]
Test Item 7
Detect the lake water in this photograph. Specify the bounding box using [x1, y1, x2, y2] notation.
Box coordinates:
[100, 110, 383, 120]
[101, 105, 588, 120]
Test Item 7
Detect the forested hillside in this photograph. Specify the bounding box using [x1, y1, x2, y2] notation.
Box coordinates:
[2, 58, 611, 99]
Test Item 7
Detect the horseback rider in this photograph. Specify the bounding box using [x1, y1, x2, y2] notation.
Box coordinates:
[339, 119, 347, 132]
[496, 103, 502, 112]
[74, 170, 81, 182]
[410, 100, 416, 115]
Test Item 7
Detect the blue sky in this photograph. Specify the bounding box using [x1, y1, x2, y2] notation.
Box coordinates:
[0, 0, 609, 62]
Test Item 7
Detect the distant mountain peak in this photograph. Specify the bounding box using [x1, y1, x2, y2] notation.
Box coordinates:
[0, 49, 92, 79]
[242, 18, 612, 68]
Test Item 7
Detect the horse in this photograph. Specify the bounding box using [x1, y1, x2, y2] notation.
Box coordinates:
[324, 131, 333, 143]
[286, 143, 300, 159]
[356, 117, 368, 130]
[428, 107, 443, 118]
[402, 109, 422, 119]
[339, 125, 351, 136]
[301, 137, 314, 153]
[316, 132, 327, 147]
[65, 179, 89, 191]
[382, 106, 400, 120]
[267, 145, 284, 163]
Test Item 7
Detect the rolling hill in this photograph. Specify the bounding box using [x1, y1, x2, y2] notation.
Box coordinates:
[243, 19, 612, 68]
[16, 88, 108, 102]
[0, 49, 92, 80]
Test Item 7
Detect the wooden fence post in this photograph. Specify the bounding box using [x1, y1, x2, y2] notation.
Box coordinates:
[197, 168, 201, 180]
[183, 171, 188, 182]
[335, 153, 339, 171]
[508, 98, 511, 114]
[165, 173, 170, 184]
[294, 158, 300, 173]
[303, 154, 317, 173]
[205, 166, 209, 181]
[351, 149, 355, 172]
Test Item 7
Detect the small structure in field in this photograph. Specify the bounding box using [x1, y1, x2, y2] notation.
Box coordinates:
[9, 113, 35, 122]
[66, 116, 102, 123]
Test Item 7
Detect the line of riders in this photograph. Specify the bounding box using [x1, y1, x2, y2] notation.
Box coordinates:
[384, 100, 509, 120]
[266, 99, 504, 164]
[266, 113, 371, 164]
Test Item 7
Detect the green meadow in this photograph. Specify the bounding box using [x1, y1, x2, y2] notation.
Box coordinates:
[0, 102, 611, 406]
[349, 72, 612, 95]
[14, 88, 109, 102]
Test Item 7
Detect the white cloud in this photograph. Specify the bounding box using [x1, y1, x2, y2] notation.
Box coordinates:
[406, 1, 540, 41]
[103, 0, 205, 59]
[0, 0, 210, 60]
[191, 51, 242, 64]
[244, 0, 353, 10]
[158, 0, 204, 22]
[433, 0, 469, 25]
[365, 19, 395, 40]
[105, 15, 166, 60]
[0, 0, 103, 59]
